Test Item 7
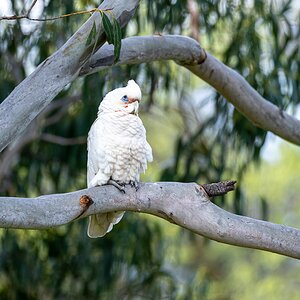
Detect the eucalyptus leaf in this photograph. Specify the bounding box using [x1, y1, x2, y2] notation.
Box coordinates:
[85, 21, 97, 46]
[112, 18, 122, 62]
[102, 13, 114, 44]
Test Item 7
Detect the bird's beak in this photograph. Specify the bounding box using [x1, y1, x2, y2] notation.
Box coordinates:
[129, 100, 139, 116]
[128, 98, 140, 104]
[127, 98, 140, 115]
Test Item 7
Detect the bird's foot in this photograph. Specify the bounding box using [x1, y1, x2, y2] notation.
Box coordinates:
[107, 179, 126, 194]
[129, 180, 140, 191]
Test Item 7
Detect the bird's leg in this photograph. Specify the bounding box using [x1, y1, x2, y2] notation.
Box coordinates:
[129, 180, 140, 191]
[107, 179, 125, 193]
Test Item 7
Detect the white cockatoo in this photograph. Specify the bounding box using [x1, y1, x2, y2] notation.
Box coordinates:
[87, 80, 153, 238]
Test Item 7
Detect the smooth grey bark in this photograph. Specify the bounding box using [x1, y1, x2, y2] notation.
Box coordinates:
[80, 35, 300, 146]
[0, 0, 139, 152]
[80, 35, 206, 74]
[0, 182, 299, 259]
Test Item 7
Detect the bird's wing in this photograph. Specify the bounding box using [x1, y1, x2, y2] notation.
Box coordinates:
[87, 119, 111, 187]
[87, 118, 125, 238]
[146, 141, 153, 163]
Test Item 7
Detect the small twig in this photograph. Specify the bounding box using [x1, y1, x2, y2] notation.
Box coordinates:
[0, 7, 112, 22]
[26, 0, 38, 17]
[40, 134, 86, 146]
[201, 180, 236, 197]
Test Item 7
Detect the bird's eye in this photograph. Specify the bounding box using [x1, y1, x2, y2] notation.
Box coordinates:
[121, 95, 128, 102]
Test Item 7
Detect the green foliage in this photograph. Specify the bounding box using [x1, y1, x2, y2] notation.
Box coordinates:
[112, 18, 122, 62]
[102, 13, 113, 43]
[86, 21, 97, 46]
[0, 0, 299, 298]
[101, 12, 122, 62]
[0, 217, 176, 299]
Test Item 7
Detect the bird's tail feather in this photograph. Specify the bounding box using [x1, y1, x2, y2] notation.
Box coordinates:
[87, 212, 125, 238]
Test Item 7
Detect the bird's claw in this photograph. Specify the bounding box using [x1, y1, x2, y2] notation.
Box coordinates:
[129, 180, 140, 191]
[107, 179, 126, 193]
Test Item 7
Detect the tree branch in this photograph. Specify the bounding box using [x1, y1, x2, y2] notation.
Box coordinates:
[0, 0, 139, 152]
[40, 133, 86, 145]
[26, 0, 38, 18]
[0, 182, 299, 259]
[0, 0, 38, 20]
[80, 35, 206, 75]
[0, 5, 113, 22]
[80, 35, 300, 146]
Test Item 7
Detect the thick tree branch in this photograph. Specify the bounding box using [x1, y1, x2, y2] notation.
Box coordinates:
[0, 182, 299, 259]
[0, 0, 139, 152]
[80, 35, 206, 74]
[80, 35, 300, 146]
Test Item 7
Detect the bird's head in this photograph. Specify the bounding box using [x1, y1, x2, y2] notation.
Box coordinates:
[99, 80, 142, 116]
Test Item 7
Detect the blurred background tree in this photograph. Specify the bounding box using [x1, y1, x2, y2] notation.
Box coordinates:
[0, 0, 300, 298]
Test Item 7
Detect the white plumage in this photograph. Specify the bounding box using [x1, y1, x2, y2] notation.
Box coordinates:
[87, 80, 153, 238]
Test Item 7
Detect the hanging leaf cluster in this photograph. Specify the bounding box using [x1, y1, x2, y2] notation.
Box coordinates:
[102, 12, 122, 62]
[85, 10, 122, 62]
